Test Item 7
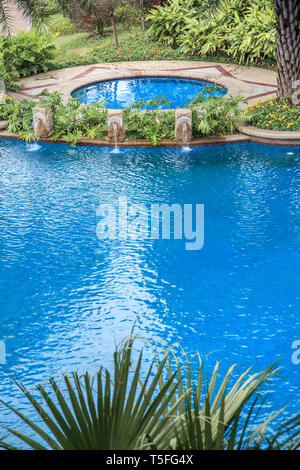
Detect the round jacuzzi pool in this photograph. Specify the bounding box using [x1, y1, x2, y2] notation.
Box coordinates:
[71, 77, 227, 108]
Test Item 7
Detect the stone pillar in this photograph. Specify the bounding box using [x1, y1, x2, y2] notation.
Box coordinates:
[33, 106, 54, 138]
[107, 109, 125, 142]
[0, 120, 8, 131]
[175, 108, 192, 144]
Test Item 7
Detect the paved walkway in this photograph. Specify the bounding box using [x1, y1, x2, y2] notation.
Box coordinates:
[11, 61, 277, 105]
[0, 1, 31, 35]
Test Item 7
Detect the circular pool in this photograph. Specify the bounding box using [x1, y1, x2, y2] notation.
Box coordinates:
[71, 77, 227, 108]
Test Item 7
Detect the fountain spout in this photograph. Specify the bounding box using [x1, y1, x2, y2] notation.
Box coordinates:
[32, 106, 54, 139]
[107, 110, 125, 152]
[175, 109, 192, 150]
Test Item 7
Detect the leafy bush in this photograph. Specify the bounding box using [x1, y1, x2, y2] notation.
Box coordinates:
[0, 51, 20, 92]
[6, 90, 108, 144]
[247, 98, 300, 131]
[48, 13, 77, 35]
[147, 0, 200, 47]
[188, 95, 250, 137]
[125, 97, 175, 145]
[53, 36, 184, 68]
[5, 98, 36, 141]
[0, 95, 15, 121]
[147, 0, 220, 47]
[0, 31, 56, 90]
[115, 1, 142, 27]
[0, 335, 299, 450]
[179, 0, 276, 64]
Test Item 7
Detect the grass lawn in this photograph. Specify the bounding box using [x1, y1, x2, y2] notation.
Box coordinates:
[54, 27, 142, 56]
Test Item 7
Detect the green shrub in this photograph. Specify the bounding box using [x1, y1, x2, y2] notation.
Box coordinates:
[6, 90, 108, 144]
[0, 31, 56, 90]
[125, 96, 175, 145]
[48, 13, 77, 35]
[247, 98, 300, 131]
[115, 1, 141, 28]
[7, 31, 56, 77]
[6, 98, 36, 140]
[189, 95, 250, 137]
[179, 0, 276, 64]
[0, 49, 20, 92]
[147, 0, 200, 47]
[0, 95, 15, 120]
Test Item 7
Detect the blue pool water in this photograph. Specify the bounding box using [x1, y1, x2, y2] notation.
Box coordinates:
[0, 139, 299, 444]
[72, 77, 227, 108]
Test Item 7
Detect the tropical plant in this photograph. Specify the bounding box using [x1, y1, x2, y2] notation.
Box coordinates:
[52, 96, 108, 145]
[147, 0, 200, 47]
[47, 13, 77, 34]
[115, 1, 142, 28]
[0, 49, 20, 92]
[0, 0, 53, 35]
[0, 31, 56, 90]
[147, 0, 220, 47]
[0, 94, 15, 120]
[6, 90, 108, 144]
[189, 95, 251, 137]
[5, 98, 36, 140]
[124, 96, 175, 144]
[179, 0, 276, 64]
[275, 0, 300, 102]
[0, 335, 299, 450]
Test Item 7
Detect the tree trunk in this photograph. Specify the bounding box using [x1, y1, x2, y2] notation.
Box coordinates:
[275, 0, 300, 103]
[96, 17, 104, 36]
[110, 13, 118, 47]
[139, 0, 146, 33]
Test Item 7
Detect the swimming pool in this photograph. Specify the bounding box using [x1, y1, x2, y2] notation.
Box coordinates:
[71, 77, 227, 108]
[0, 139, 299, 442]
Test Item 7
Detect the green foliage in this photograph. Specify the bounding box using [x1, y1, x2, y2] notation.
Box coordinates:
[53, 36, 184, 68]
[147, 0, 219, 47]
[0, 335, 299, 450]
[7, 30, 56, 78]
[149, 0, 276, 64]
[189, 95, 251, 137]
[6, 90, 107, 144]
[125, 96, 175, 145]
[0, 95, 16, 121]
[0, 31, 56, 90]
[0, 50, 20, 92]
[247, 98, 300, 132]
[115, 1, 141, 28]
[147, 0, 200, 47]
[0, 0, 53, 35]
[52, 98, 108, 145]
[48, 13, 77, 35]
[184, 84, 224, 107]
[6, 98, 36, 141]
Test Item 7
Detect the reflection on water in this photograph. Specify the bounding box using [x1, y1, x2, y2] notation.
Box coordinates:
[72, 77, 227, 109]
[0, 140, 299, 445]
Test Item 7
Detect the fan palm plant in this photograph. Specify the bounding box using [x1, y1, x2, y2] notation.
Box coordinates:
[0, 335, 299, 450]
[0, 0, 49, 35]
